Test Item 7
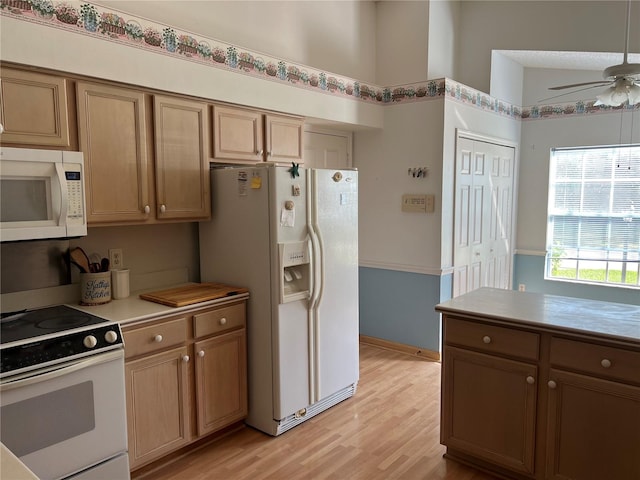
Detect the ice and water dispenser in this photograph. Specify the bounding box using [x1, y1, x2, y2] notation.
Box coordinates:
[278, 241, 310, 303]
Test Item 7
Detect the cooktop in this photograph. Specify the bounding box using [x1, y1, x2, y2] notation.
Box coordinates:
[1, 305, 122, 378]
[0, 305, 110, 345]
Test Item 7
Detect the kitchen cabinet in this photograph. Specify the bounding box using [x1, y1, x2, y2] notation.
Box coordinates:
[193, 302, 247, 437]
[122, 298, 247, 472]
[125, 345, 192, 468]
[441, 319, 538, 475]
[0, 68, 71, 147]
[76, 81, 152, 224]
[545, 338, 640, 480]
[437, 288, 640, 480]
[153, 95, 210, 220]
[77, 84, 211, 224]
[212, 105, 303, 164]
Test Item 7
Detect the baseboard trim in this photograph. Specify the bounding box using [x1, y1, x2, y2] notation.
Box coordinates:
[359, 335, 440, 362]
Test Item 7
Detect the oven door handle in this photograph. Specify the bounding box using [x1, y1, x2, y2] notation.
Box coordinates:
[0, 349, 124, 392]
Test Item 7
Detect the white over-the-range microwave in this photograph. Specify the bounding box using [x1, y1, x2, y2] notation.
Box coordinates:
[0, 147, 87, 242]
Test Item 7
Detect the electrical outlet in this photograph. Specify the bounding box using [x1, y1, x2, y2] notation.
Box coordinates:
[109, 248, 123, 270]
[518, 284, 526, 292]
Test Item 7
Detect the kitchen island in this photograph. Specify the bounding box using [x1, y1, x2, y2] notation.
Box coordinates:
[436, 288, 640, 480]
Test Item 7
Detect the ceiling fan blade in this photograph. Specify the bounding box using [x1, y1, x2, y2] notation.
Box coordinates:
[538, 83, 615, 103]
[548, 80, 613, 90]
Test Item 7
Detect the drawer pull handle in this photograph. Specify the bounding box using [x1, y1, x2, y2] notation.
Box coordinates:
[219, 317, 227, 325]
[198, 350, 205, 358]
[182, 355, 190, 363]
[601, 358, 612, 368]
[548, 380, 557, 389]
[154, 334, 163, 343]
[526, 376, 535, 385]
[482, 335, 492, 344]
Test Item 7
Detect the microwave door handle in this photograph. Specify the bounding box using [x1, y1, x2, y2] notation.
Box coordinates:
[0, 349, 123, 392]
[54, 162, 68, 226]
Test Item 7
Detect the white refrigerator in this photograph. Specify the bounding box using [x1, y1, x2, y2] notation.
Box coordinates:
[199, 164, 359, 436]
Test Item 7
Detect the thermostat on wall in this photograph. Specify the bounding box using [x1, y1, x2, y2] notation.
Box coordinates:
[402, 194, 435, 213]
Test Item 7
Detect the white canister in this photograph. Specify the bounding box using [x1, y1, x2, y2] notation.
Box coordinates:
[111, 269, 130, 299]
[80, 271, 111, 305]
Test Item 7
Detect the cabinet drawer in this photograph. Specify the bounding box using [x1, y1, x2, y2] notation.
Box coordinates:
[550, 337, 640, 385]
[123, 317, 187, 359]
[445, 317, 539, 361]
[194, 302, 245, 338]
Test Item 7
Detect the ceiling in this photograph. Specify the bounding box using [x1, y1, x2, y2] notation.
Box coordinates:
[497, 50, 640, 73]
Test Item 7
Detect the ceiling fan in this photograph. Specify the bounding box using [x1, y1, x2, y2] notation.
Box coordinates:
[547, 0, 640, 106]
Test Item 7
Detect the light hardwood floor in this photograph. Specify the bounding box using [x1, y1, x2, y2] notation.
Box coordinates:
[137, 343, 497, 480]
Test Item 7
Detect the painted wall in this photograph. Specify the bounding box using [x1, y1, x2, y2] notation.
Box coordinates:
[98, 0, 378, 84]
[516, 98, 639, 305]
[458, 0, 638, 95]
[427, 0, 460, 81]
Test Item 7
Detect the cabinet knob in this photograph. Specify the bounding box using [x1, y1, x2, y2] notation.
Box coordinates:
[182, 355, 190, 363]
[548, 380, 557, 389]
[198, 350, 205, 358]
[154, 334, 163, 343]
[160, 204, 166, 213]
[144, 205, 150, 214]
[482, 335, 492, 344]
[526, 376, 535, 385]
[257, 149, 263, 156]
[601, 358, 612, 368]
[0, 123, 4, 134]
[219, 317, 227, 325]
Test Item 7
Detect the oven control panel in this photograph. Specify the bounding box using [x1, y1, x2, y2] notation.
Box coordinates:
[0, 324, 123, 378]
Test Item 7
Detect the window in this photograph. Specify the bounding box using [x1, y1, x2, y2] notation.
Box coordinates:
[546, 145, 640, 288]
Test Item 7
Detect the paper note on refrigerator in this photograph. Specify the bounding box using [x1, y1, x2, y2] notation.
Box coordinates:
[280, 208, 295, 227]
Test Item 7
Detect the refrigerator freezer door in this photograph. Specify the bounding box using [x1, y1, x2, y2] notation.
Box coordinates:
[310, 169, 359, 401]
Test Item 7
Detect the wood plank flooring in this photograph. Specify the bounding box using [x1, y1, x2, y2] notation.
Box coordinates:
[137, 343, 497, 480]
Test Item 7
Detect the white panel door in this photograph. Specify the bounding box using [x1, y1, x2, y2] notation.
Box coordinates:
[454, 136, 515, 296]
[303, 130, 351, 169]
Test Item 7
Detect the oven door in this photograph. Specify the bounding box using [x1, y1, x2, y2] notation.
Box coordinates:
[0, 349, 129, 480]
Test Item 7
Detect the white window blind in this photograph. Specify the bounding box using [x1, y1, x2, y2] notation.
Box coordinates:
[546, 145, 640, 287]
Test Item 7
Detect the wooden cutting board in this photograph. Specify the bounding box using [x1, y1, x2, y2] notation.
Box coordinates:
[139, 282, 248, 307]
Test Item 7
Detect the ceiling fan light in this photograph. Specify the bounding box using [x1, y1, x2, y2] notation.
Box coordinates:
[628, 84, 640, 105]
[594, 86, 623, 107]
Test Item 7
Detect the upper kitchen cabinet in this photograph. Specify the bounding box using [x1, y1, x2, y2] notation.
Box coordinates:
[153, 95, 210, 221]
[264, 113, 304, 164]
[0, 68, 71, 147]
[212, 105, 303, 165]
[76, 82, 152, 224]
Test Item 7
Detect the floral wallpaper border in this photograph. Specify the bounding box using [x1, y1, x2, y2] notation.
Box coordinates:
[1, 0, 638, 121]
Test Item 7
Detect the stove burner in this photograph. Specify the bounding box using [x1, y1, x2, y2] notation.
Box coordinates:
[0, 305, 109, 345]
[35, 315, 92, 330]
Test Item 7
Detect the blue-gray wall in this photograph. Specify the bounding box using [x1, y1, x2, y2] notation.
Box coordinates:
[359, 267, 452, 353]
[513, 254, 640, 306]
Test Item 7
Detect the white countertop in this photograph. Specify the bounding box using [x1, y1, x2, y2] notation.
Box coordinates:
[436, 288, 640, 344]
[68, 283, 249, 326]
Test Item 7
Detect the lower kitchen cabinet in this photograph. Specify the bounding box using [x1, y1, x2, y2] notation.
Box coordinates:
[194, 329, 247, 436]
[125, 346, 191, 468]
[122, 298, 248, 472]
[437, 290, 640, 480]
[441, 346, 537, 475]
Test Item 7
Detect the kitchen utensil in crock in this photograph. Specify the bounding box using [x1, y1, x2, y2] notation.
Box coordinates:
[69, 247, 91, 274]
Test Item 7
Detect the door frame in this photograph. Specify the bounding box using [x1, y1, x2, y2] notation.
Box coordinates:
[453, 129, 520, 296]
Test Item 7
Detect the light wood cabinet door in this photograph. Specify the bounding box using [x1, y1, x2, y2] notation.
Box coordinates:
[546, 369, 640, 480]
[212, 105, 264, 163]
[265, 114, 303, 164]
[154, 95, 210, 220]
[125, 346, 191, 469]
[77, 82, 151, 223]
[441, 346, 538, 475]
[0, 68, 70, 147]
[194, 329, 247, 437]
